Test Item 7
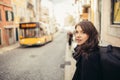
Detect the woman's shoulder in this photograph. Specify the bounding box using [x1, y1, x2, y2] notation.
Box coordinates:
[87, 49, 100, 60]
[89, 48, 100, 55]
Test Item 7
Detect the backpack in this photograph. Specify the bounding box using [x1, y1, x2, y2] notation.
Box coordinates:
[100, 45, 120, 80]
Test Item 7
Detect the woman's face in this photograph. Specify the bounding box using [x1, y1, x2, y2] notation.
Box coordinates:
[75, 26, 89, 45]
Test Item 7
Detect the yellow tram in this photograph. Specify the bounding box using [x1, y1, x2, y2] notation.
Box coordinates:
[19, 22, 53, 46]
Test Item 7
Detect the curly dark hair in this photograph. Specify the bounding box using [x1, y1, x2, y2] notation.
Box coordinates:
[73, 21, 99, 59]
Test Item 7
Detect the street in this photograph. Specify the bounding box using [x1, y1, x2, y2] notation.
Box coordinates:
[0, 32, 67, 80]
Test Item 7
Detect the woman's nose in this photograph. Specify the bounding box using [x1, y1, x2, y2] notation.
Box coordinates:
[76, 33, 81, 38]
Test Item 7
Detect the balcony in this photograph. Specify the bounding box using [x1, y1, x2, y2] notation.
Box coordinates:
[80, 13, 88, 20]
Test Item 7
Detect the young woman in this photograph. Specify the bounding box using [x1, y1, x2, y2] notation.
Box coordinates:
[72, 21, 102, 80]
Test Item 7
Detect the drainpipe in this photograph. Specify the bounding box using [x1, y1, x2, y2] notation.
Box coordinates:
[98, 0, 101, 40]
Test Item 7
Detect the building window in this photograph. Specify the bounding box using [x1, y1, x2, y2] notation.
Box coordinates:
[5, 11, 14, 21]
[8, 28, 13, 38]
[111, 0, 120, 24]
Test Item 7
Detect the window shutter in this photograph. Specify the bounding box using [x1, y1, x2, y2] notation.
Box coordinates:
[5, 11, 8, 21]
[0, 10, 2, 21]
[11, 11, 14, 21]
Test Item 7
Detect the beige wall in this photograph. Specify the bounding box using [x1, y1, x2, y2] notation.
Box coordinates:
[12, 0, 27, 23]
[90, 0, 94, 23]
[101, 0, 120, 47]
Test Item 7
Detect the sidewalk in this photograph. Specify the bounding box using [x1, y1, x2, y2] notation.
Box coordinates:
[64, 42, 76, 80]
[0, 42, 20, 54]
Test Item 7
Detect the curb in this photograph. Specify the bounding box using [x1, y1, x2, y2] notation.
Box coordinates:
[0, 42, 20, 54]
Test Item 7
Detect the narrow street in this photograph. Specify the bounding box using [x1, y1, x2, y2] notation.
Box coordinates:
[0, 32, 67, 80]
[0, 0, 120, 80]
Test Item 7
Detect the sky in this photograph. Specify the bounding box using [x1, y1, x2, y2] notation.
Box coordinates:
[41, 0, 74, 26]
[53, 0, 74, 25]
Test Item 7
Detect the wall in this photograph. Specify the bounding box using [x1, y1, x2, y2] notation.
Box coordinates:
[101, 0, 120, 47]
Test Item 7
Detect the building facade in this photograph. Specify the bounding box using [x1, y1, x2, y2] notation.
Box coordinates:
[0, 0, 15, 47]
[100, 0, 120, 47]
[11, 0, 28, 43]
[0, 0, 42, 47]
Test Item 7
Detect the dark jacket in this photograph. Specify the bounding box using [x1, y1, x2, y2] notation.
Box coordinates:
[72, 49, 102, 80]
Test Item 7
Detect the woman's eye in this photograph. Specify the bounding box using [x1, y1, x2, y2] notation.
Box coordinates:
[75, 31, 78, 34]
[74, 30, 86, 35]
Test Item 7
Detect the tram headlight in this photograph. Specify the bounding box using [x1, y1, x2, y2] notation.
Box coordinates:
[37, 41, 41, 43]
[21, 39, 24, 42]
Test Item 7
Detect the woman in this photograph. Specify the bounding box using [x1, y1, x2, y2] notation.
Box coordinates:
[72, 21, 102, 80]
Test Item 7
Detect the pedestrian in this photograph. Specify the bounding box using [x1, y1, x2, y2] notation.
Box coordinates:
[68, 32, 73, 49]
[72, 20, 102, 80]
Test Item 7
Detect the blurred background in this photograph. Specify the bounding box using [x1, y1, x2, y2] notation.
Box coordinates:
[0, 0, 120, 47]
[0, 0, 120, 80]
